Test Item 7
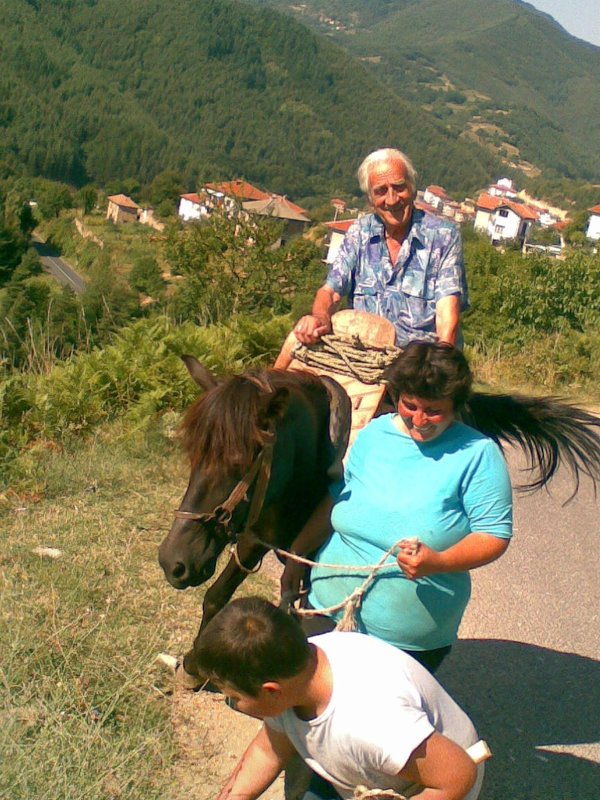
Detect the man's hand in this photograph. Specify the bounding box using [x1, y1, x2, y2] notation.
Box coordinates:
[294, 313, 332, 345]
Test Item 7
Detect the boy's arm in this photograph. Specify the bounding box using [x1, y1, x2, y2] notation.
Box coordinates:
[398, 732, 477, 800]
[217, 723, 297, 800]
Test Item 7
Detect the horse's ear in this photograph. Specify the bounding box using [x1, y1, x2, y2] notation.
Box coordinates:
[181, 355, 219, 391]
[258, 387, 290, 429]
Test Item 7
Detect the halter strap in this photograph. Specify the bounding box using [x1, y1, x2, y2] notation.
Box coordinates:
[173, 428, 276, 571]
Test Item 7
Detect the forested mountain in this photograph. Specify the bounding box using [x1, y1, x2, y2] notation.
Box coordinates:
[0, 0, 504, 200]
[251, 0, 600, 182]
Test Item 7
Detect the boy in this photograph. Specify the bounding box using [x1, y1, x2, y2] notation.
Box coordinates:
[188, 597, 483, 800]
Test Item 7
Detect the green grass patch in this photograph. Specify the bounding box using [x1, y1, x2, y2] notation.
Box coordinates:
[1, 423, 275, 800]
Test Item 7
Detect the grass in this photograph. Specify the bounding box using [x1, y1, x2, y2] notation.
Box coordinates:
[36, 212, 169, 282]
[0, 421, 275, 800]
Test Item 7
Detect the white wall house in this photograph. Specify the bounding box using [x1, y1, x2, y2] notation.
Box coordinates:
[474, 194, 537, 245]
[423, 185, 452, 210]
[488, 178, 518, 199]
[323, 219, 356, 264]
[178, 193, 209, 222]
[585, 205, 600, 240]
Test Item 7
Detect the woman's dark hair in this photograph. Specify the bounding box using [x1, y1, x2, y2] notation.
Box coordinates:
[187, 597, 312, 696]
[384, 341, 473, 409]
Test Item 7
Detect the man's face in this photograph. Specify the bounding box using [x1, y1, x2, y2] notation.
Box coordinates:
[368, 159, 414, 233]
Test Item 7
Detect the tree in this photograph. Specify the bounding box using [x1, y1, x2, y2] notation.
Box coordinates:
[75, 185, 98, 215]
[128, 255, 166, 298]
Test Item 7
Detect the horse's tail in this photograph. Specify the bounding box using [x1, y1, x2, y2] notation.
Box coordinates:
[464, 393, 600, 498]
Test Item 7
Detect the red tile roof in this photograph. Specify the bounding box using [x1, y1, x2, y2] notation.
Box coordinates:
[324, 219, 356, 232]
[589, 205, 600, 215]
[107, 194, 140, 210]
[426, 185, 451, 199]
[180, 193, 202, 203]
[475, 193, 503, 211]
[204, 180, 271, 201]
[276, 195, 308, 215]
[506, 202, 538, 221]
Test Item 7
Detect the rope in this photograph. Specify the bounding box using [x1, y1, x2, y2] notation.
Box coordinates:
[353, 788, 407, 800]
[258, 537, 420, 633]
[291, 333, 400, 385]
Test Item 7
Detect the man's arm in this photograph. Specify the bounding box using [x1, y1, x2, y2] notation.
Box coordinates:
[398, 731, 477, 800]
[294, 285, 342, 345]
[216, 724, 297, 800]
[435, 294, 460, 346]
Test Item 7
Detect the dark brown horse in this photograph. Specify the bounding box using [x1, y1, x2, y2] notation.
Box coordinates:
[158, 356, 351, 672]
[159, 356, 600, 678]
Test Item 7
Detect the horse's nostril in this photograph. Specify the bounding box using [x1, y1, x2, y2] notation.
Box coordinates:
[172, 562, 186, 580]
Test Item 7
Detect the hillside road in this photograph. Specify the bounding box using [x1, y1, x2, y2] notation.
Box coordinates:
[32, 233, 87, 294]
[438, 446, 600, 799]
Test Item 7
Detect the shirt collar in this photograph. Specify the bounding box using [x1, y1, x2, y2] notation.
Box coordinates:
[370, 208, 425, 247]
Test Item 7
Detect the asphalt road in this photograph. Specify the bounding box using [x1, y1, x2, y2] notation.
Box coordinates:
[437, 447, 600, 799]
[32, 235, 87, 294]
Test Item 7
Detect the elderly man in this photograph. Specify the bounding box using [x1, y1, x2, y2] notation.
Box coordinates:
[294, 148, 468, 349]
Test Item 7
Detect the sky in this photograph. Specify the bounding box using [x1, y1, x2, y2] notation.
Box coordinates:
[526, 0, 600, 47]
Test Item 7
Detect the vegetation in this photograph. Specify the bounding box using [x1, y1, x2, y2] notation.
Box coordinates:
[462, 231, 600, 393]
[0, 418, 275, 800]
[0, 0, 504, 201]
[258, 0, 600, 191]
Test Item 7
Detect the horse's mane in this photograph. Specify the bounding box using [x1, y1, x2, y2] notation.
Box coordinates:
[180, 369, 323, 480]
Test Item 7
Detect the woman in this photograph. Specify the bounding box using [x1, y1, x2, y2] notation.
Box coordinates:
[281, 341, 512, 674]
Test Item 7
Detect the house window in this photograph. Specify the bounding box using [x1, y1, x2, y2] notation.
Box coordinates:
[494, 225, 504, 233]
[498, 209, 509, 217]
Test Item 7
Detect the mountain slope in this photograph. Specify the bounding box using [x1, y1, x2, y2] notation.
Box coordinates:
[0, 0, 503, 198]
[251, 0, 600, 181]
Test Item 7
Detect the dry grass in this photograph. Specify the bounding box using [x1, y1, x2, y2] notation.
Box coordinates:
[0, 425, 276, 800]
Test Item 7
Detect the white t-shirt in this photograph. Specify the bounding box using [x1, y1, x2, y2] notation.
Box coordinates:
[266, 632, 483, 800]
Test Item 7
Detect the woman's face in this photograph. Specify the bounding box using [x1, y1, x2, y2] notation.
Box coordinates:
[396, 395, 455, 443]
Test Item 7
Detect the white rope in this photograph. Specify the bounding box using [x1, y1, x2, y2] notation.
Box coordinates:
[257, 537, 420, 632]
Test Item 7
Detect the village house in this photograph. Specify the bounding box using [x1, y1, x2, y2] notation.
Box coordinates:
[487, 178, 518, 199]
[242, 195, 311, 242]
[178, 180, 274, 222]
[474, 193, 537, 246]
[323, 218, 356, 264]
[585, 205, 600, 240]
[106, 194, 140, 224]
[178, 193, 208, 222]
[177, 180, 310, 242]
[423, 185, 453, 210]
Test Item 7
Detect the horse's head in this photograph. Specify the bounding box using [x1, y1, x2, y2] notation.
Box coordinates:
[158, 356, 291, 590]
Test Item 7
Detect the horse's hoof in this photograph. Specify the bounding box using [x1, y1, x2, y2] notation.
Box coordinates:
[174, 659, 204, 691]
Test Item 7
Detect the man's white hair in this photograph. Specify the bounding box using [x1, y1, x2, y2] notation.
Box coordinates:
[357, 148, 418, 196]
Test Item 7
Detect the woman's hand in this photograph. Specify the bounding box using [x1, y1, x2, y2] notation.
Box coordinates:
[396, 533, 510, 579]
[396, 539, 441, 580]
[280, 559, 307, 604]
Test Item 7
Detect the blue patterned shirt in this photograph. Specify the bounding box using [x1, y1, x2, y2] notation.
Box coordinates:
[326, 211, 469, 346]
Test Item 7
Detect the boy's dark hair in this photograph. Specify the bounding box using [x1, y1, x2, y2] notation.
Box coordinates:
[384, 341, 473, 410]
[187, 597, 312, 696]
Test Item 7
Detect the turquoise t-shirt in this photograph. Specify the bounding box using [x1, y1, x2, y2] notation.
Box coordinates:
[308, 415, 513, 651]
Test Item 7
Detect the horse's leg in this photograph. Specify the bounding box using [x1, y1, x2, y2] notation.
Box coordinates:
[180, 542, 269, 680]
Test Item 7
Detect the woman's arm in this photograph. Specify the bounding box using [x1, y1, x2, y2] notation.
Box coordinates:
[280, 494, 335, 599]
[396, 533, 510, 580]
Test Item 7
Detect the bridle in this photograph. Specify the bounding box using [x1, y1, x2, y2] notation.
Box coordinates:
[173, 428, 276, 574]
